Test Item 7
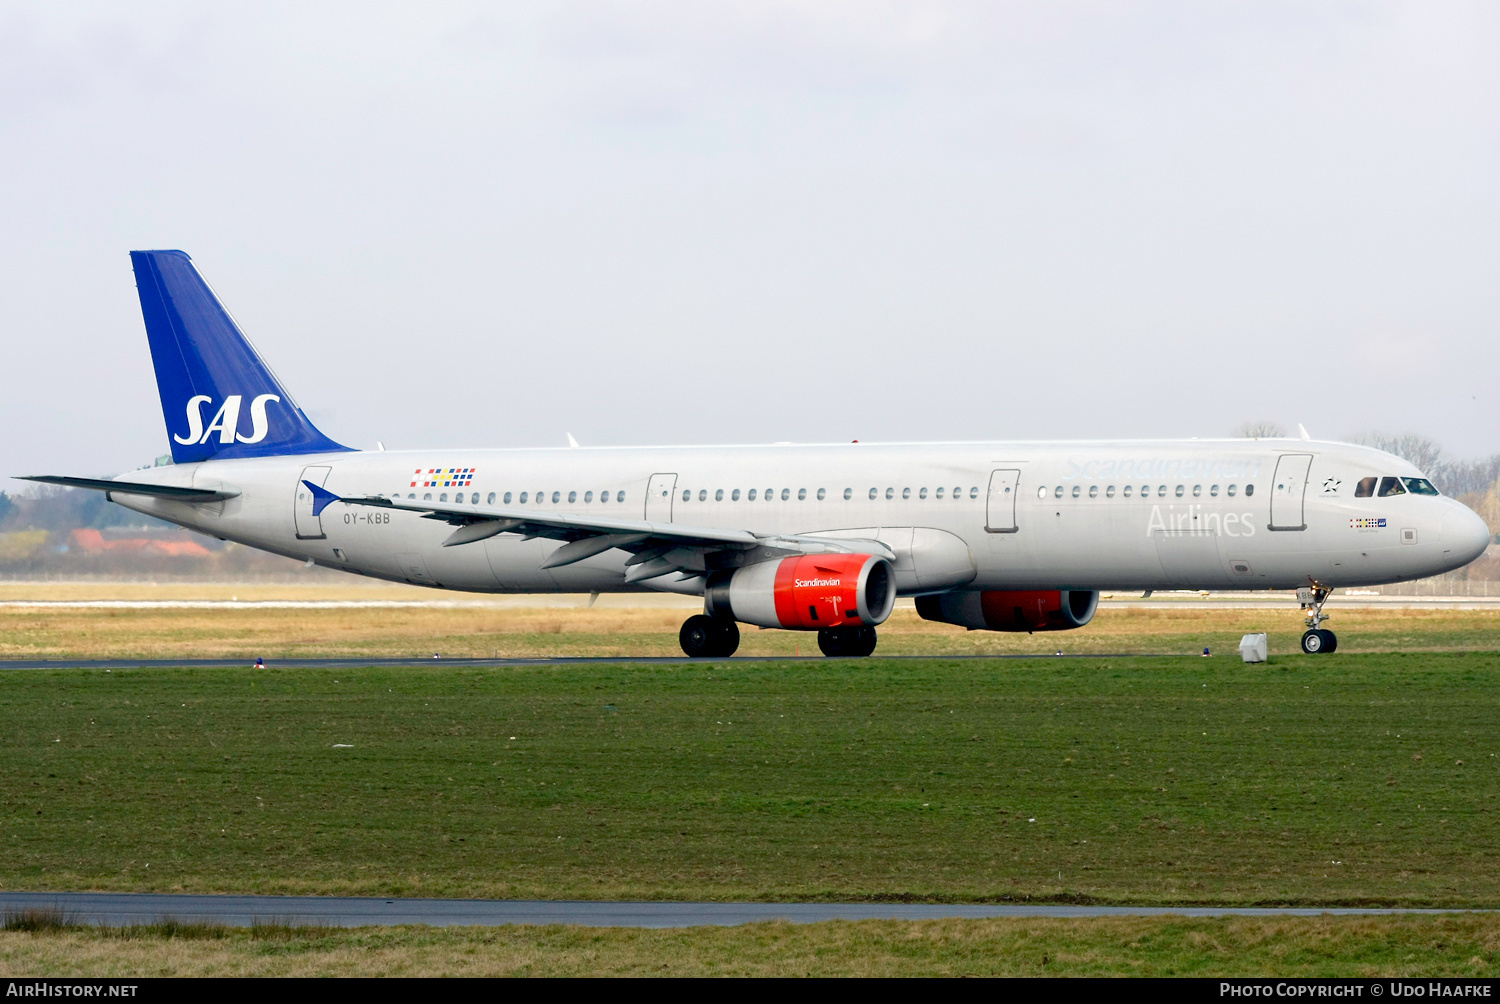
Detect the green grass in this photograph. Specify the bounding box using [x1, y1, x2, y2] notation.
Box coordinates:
[2, 655, 1498, 905]
[3, 915, 1498, 976]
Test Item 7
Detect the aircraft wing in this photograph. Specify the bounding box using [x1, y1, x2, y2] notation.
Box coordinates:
[308, 482, 892, 583]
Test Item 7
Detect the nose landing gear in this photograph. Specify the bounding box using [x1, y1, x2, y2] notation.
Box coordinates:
[1298, 583, 1337, 654]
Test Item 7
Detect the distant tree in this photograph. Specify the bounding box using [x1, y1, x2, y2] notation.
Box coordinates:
[1235, 421, 1285, 438]
[1349, 433, 1446, 478]
[0, 491, 13, 529]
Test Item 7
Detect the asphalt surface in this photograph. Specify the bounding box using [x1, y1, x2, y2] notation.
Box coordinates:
[0, 892, 1483, 928]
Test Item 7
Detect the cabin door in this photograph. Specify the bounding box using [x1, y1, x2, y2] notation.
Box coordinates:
[294, 465, 332, 540]
[1269, 454, 1313, 531]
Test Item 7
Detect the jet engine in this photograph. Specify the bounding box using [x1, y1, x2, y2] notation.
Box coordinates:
[705, 553, 895, 630]
[915, 589, 1098, 632]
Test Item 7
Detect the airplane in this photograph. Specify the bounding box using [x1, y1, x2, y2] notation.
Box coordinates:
[22, 250, 1493, 658]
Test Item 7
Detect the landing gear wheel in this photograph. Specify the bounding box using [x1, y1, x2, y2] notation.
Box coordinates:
[817, 625, 879, 658]
[1300, 629, 1337, 655]
[712, 619, 740, 657]
[680, 615, 739, 658]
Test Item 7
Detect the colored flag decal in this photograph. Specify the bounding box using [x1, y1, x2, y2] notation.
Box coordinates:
[411, 467, 477, 488]
[1350, 517, 1386, 529]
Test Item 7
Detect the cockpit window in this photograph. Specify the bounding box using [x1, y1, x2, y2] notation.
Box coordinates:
[1354, 476, 1377, 498]
[1403, 478, 1440, 496]
[1377, 476, 1406, 497]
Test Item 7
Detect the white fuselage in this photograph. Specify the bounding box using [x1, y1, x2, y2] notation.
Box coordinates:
[109, 438, 1491, 595]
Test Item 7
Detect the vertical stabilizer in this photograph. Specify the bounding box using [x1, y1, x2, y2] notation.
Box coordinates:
[130, 250, 350, 463]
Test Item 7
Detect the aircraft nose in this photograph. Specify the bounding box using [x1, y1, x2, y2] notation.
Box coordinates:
[1441, 504, 1492, 566]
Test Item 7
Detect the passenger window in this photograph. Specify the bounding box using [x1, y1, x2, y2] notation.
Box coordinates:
[919, 487, 928, 499]
[954, 486, 962, 498]
[1140, 485, 1149, 497]
[732, 489, 741, 501]
[1122, 485, 1132, 498]
[941, 487, 949, 499]
[798, 488, 807, 500]
[1355, 477, 1377, 497]
[748, 489, 757, 501]
[504, 492, 513, 504]
[1088, 485, 1098, 498]
[1157, 486, 1167, 498]
[765, 488, 773, 500]
[715, 489, 724, 501]
[1403, 478, 1440, 496]
[1054, 486, 1063, 499]
[817, 488, 826, 500]
[969, 487, 978, 499]
[843, 488, 852, 500]
[1192, 485, 1201, 497]
[584, 491, 593, 503]
[1378, 477, 1406, 497]
[519, 492, 528, 503]
[439, 493, 448, 502]
[682, 489, 691, 502]
[487, 492, 496, 504]
[699, 490, 708, 502]
[617, 492, 626, 503]
[1174, 485, 1185, 498]
[781, 488, 791, 501]
[902, 487, 911, 500]
[1227, 484, 1236, 497]
[408, 493, 415, 499]
[1105, 485, 1115, 498]
[567, 491, 576, 503]
[424, 493, 432, 501]
[869, 488, 878, 500]
[1209, 485, 1219, 497]
[885, 487, 894, 500]
[1245, 484, 1255, 497]
[1071, 485, 1081, 498]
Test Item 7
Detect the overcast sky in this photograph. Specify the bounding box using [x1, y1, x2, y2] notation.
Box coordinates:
[2, 1, 1496, 485]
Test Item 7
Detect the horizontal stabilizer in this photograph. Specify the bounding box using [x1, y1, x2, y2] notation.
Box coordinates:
[19, 475, 240, 502]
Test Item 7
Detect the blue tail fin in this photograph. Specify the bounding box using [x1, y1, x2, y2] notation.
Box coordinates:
[130, 250, 351, 463]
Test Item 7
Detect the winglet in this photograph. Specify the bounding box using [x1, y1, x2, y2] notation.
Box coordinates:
[302, 479, 342, 517]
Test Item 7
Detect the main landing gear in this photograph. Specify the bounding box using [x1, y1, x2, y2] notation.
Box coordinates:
[679, 615, 740, 658]
[1298, 582, 1338, 655]
[675, 617, 880, 658]
[816, 625, 878, 658]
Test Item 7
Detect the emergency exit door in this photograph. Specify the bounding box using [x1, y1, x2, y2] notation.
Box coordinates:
[645, 473, 677, 523]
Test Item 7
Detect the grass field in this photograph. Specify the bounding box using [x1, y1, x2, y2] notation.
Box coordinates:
[2, 652, 1497, 906]
[3, 914, 1497, 976]
[4, 604, 1500, 660]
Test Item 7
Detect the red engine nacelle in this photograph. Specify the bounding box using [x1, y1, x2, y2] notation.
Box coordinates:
[706, 553, 896, 630]
[915, 589, 1099, 632]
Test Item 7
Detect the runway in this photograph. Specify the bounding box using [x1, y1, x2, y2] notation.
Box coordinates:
[0, 891, 1483, 929]
[0, 653, 1162, 670]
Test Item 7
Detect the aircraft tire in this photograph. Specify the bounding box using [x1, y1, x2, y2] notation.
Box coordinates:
[680, 615, 719, 658]
[1300, 629, 1337, 655]
[817, 626, 860, 657]
[853, 625, 878, 657]
[713, 619, 741, 657]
